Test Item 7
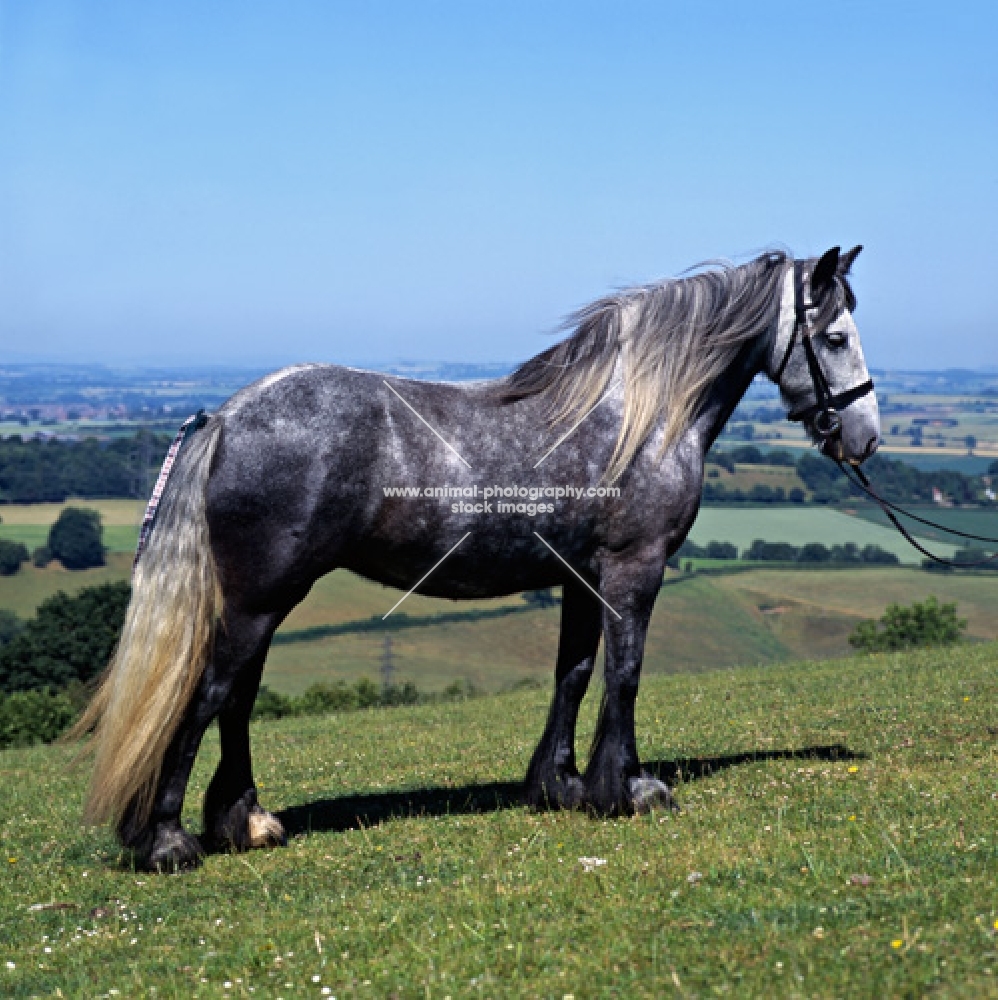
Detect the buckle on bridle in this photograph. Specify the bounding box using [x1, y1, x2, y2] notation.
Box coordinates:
[812, 407, 842, 440]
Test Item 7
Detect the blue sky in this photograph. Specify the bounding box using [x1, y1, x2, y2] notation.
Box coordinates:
[1, 2, 995, 369]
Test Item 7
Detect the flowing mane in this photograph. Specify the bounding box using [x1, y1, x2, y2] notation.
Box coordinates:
[499, 251, 793, 481]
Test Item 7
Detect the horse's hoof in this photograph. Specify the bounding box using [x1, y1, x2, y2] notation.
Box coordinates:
[142, 825, 204, 873]
[525, 771, 585, 811]
[246, 806, 287, 849]
[628, 774, 677, 814]
[204, 787, 287, 853]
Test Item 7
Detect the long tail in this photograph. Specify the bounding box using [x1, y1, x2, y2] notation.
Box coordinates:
[71, 417, 223, 834]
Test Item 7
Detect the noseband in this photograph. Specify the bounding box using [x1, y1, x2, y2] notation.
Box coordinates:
[774, 262, 875, 440]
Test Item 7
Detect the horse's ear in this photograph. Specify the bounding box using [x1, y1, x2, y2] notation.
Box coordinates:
[838, 245, 863, 275]
[811, 247, 840, 292]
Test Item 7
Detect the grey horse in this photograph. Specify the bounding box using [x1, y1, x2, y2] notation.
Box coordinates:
[76, 245, 879, 870]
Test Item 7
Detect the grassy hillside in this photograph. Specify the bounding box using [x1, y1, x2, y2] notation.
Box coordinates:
[261, 565, 998, 694]
[2, 644, 997, 997]
[5, 551, 998, 696]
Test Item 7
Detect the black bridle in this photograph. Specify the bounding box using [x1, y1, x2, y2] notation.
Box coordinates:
[774, 260, 998, 567]
[774, 261, 875, 441]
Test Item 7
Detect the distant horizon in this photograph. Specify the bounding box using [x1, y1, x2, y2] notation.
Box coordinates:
[3, 358, 998, 378]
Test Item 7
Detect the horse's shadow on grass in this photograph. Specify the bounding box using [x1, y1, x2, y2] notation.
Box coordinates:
[275, 744, 864, 839]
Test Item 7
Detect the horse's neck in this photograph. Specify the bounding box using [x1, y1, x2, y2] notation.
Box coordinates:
[690, 330, 773, 456]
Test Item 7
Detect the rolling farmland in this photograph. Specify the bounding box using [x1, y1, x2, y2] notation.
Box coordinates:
[687, 506, 957, 563]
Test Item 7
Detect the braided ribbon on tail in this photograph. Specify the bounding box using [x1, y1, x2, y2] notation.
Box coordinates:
[134, 409, 209, 569]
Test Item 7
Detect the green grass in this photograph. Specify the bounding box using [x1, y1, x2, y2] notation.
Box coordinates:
[2, 644, 998, 996]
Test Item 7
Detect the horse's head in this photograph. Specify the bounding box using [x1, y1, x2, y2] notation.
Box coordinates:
[768, 245, 880, 464]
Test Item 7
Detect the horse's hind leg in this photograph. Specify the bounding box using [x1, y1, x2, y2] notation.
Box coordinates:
[120, 607, 281, 871]
[524, 582, 601, 810]
[202, 642, 287, 854]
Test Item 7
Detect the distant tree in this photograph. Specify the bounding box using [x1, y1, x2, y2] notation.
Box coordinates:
[47, 507, 105, 569]
[860, 544, 900, 565]
[0, 581, 130, 693]
[0, 540, 28, 576]
[706, 450, 736, 473]
[830, 543, 861, 563]
[32, 545, 51, 568]
[744, 540, 799, 562]
[798, 542, 831, 563]
[677, 539, 707, 559]
[705, 541, 738, 560]
[849, 596, 966, 653]
[965, 434, 977, 454]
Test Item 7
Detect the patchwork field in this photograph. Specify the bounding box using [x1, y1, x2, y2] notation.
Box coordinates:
[2, 644, 997, 997]
[687, 506, 957, 563]
[0, 500, 144, 555]
[850, 505, 998, 548]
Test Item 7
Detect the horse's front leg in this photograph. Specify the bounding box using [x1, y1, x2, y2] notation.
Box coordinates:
[524, 582, 602, 809]
[119, 608, 281, 871]
[582, 554, 674, 816]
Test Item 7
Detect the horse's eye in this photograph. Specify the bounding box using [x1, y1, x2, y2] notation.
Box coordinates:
[826, 330, 847, 348]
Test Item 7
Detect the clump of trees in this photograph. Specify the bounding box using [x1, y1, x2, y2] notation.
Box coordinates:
[40, 507, 106, 570]
[0, 582, 130, 748]
[252, 677, 477, 722]
[742, 540, 899, 565]
[849, 596, 966, 653]
[253, 679, 418, 719]
[923, 548, 998, 573]
[0, 689, 77, 748]
[673, 539, 899, 566]
[0, 430, 171, 503]
[675, 540, 739, 560]
[0, 582, 130, 694]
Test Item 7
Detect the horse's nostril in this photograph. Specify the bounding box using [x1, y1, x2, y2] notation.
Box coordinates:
[863, 435, 879, 460]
